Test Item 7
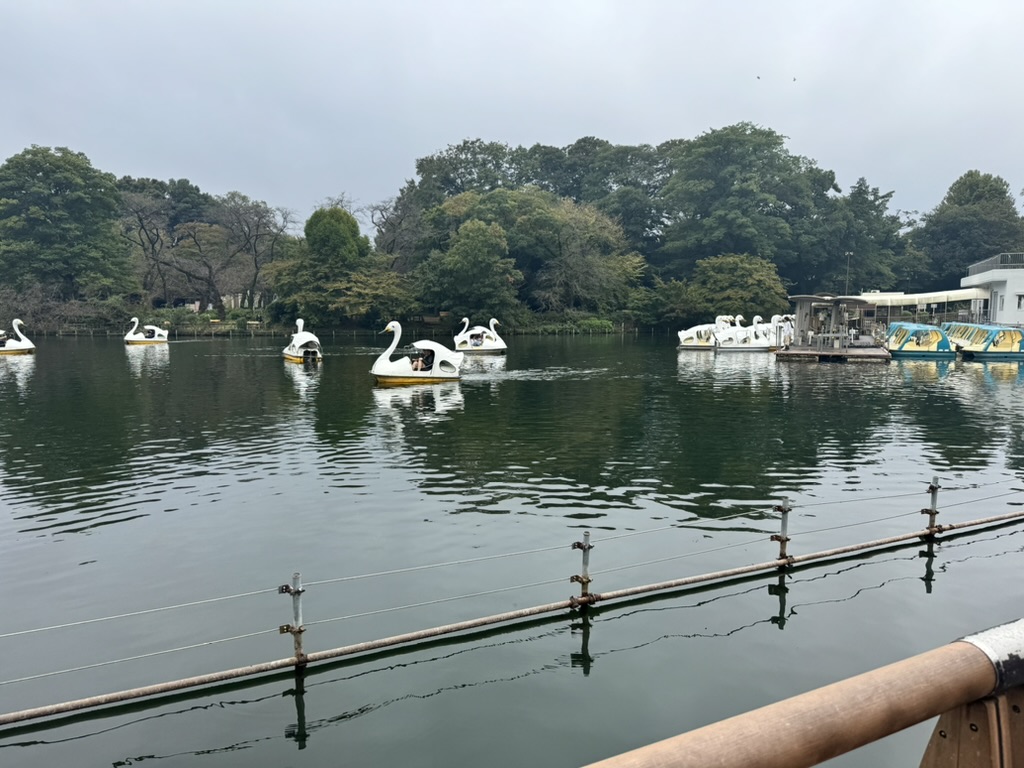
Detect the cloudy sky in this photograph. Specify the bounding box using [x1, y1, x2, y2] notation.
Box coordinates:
[3, 1, 1020, 232]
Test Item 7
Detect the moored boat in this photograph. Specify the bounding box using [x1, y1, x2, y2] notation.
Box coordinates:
[884, 322, 955, 359]
[942, 322, 1024, 361]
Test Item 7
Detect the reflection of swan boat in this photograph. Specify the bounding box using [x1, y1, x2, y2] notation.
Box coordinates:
[371, 321, 463, 386]
[454, 317, 507, 354]
[0, 354, 36, 390]
[283, 358, 321, 400]
[371, 381, 464, 415]
[942, 322, 1024, 361]
[124, 317, 169, 345]
[884, 322, 955, 359]
[125, 343, 170, 377]
[282, 318, 323, 363]
[0, 319, 36, 355]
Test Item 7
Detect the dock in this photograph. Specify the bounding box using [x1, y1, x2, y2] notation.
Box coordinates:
[775, 331, 891, 363]
[775, 345, 891, 363]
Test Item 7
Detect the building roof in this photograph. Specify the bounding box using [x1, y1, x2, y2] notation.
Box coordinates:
[788, 289, 987, 307]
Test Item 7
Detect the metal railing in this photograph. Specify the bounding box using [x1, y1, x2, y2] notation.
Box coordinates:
[968, 252, 1024, 276]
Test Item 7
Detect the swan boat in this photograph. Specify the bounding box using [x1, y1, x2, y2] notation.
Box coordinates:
[124, 317, 169, 345]
[0, 319, 35, 355]
[884, 321, 956, 359]
[282, 318, 323, 363]
[714, 315, 780, 352]
[677, 315, 733, 350]
[454, 317, 508, 354]
[941, 322, 1024, 361]
[371, 320, 464, 385]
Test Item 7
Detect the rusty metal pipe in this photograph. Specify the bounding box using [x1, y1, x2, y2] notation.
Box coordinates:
[584, 620, 1024, 768]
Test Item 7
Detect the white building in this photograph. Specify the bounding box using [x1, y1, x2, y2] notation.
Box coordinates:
[961, 252, 1024, 325]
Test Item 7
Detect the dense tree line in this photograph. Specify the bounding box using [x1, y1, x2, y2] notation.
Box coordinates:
[1, 125, 1022, 331]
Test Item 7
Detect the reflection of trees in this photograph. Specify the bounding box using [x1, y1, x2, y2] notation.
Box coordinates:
[0, 339, 352, 522]
[378, 341, 1024, 522]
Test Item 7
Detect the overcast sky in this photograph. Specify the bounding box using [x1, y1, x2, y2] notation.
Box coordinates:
[3, 1, 1020, 233]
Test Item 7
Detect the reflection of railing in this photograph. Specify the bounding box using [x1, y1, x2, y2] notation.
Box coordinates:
[4, 476, 1024, 768]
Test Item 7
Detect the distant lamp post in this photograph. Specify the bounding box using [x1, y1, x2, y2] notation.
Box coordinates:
[844, 252, 853, 295]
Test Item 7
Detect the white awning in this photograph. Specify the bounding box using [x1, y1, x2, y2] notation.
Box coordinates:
[850, 289, 988, 307]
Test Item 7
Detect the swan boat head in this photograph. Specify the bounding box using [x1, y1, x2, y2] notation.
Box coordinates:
[373, 320, 464, 385]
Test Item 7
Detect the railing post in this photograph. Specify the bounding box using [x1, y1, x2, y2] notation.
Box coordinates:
[279, 571, 307, 667]
[922, 476, 940, 532]
[771, 497, 792, 562]
[570, 531, 594, 605]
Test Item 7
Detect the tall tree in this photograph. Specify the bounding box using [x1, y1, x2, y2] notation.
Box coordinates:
[215, 192, 294, 310]
[912, 171, 1024, 290]
[267, 206, 370, 324]
[416, 219, 524, 319]
[656, 123, 837, 287]
[0, 146, 127, 300]
[686, 253, 790, 319]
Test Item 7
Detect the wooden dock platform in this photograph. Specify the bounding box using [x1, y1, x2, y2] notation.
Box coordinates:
[775, 344, 891, 363]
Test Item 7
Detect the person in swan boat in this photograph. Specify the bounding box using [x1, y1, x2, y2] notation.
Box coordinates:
[412, 348, 434, 371]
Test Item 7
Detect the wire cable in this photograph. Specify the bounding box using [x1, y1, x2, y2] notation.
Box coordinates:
[0, 627, 279, 687]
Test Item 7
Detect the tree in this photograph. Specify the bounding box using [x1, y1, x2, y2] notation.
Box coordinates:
[686, 253, 790, 319]
[416, 219, 523, 319]
[912, 171, 1024, 290]
[267, 206, 371, 324]
[656, 123, 838, 286]
[0, 146, 127, 300]
[816, 178, 907, 294]
[530, 199, 646, 313]
[216, 192, 294, 310]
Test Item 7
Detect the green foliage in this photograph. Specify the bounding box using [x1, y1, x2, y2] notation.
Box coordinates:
[268, 206, 371, 324]
[416, 219, 524, 318]
[656, 123, 840, 292]
[912, 171, 1024, 290]
[687, 253, 790, 319]
[304, 206, 371, 273]
[327, 254, 417, 323]
[0, 145, 128, 300]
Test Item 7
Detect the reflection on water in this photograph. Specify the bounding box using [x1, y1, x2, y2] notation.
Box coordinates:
[371, 381, 464, 422]
[460, 354, 507, 376]
[124, 343, 170, 378]
[282, 359, 321, 402]
[0, 355, 35, 394]
[4, 339, 1024, 768]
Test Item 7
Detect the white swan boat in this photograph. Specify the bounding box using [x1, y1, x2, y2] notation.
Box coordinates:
[0, 319, 36, 355]
[454, 317, 508, 353]
[124, 317, 169, 345]
[714, 314, 779, 352]
[282, 318, 323, 363]
[677, 315, 734, 350]
[371, 320, 464, 385]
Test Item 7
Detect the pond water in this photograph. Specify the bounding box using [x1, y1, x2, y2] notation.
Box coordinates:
[1, 334, 1023, 767]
